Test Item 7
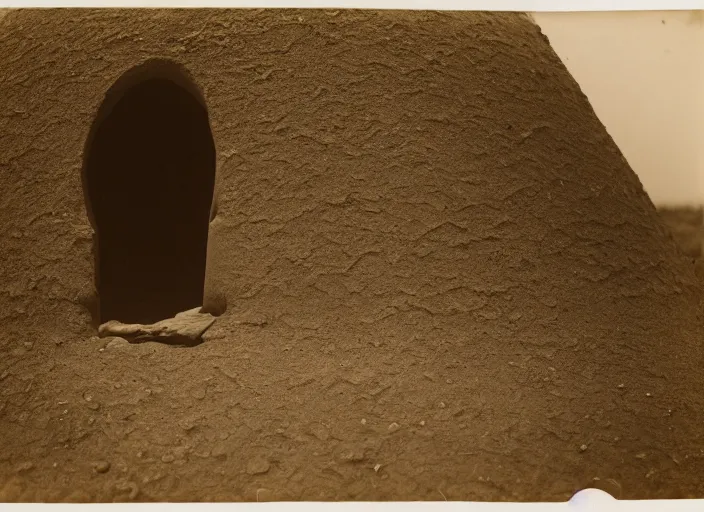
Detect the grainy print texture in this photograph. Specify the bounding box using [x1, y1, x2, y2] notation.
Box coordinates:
[0, 9, 703, 502]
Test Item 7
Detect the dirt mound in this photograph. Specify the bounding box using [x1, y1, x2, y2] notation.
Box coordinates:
[0, 9, 703, 502]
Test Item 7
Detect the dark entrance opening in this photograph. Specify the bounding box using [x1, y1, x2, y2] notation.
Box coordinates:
[84, 68, 216, 326]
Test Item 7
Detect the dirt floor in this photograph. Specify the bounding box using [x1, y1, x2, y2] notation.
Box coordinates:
[0, 206, 700, 503]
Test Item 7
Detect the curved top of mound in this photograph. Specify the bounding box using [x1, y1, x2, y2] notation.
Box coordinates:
[0, 9, 699, 327]
[0, 9, 702, 502]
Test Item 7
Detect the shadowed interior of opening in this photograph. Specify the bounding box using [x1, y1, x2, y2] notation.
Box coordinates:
[85, 77, 216, 325]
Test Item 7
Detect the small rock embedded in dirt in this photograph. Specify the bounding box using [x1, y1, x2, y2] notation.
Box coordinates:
[388, 422, 400, 433]
[190, 384, 208, 400]
[179, 418, 197, 432]
[104, 337, 130, 350]
[235, 311, 268, 327]
[93, 461, 110, 474]
[374, 463, 382, 472]
[161, 454, 175, 463]
[309, 423, 329, 441]
[246, 457, 270, 475]
[15, 462, 34, 473]
[338, 445, 366, 463]
[579, 444, 588, 452]
[115, 480, 139, 500]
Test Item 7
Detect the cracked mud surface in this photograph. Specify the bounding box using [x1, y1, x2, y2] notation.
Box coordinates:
[1, 9, 704, 503]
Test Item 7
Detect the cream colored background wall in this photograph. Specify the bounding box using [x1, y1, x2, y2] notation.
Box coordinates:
[534, 10, 704, 207]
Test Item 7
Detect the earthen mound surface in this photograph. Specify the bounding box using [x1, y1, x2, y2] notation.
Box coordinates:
[0, 9, 703, 502]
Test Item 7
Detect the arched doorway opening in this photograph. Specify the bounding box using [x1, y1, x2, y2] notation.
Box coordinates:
[83, 61, 216, 326]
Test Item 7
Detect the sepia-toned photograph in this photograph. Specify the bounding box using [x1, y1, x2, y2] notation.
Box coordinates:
[0, 6, 702, 503]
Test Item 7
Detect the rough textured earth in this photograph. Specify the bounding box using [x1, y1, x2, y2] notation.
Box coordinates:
[1, 9, 704, 503]
[658, 206, 704, 280]
[659, 207, 703, 258]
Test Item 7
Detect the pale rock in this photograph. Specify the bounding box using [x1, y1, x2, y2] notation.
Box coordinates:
[98, 308, 216, 346]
